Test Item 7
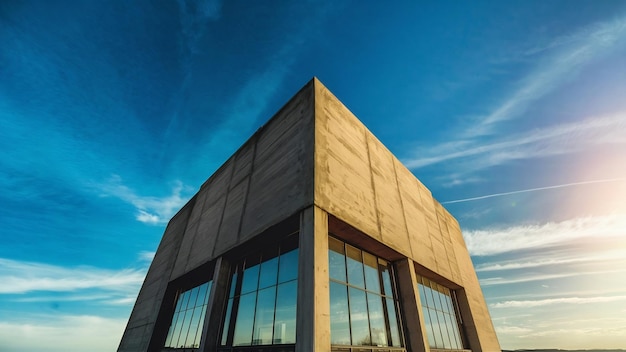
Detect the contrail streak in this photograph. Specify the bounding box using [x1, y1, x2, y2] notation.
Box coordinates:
[441, 178, 626, 204]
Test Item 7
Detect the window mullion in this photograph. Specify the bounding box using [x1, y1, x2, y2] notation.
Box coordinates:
[226, 266, 243, 347]
[269, 246, 283, 344]
[360, 250, 373, 346]
[249, 254, 263, 346]
[343, 242, 354, 345]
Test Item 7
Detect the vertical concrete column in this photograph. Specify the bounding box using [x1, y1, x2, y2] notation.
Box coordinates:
[454, 288, 483, 352]
[296, 205, 331, 352]
[396, 259, 429, 352]
[199, 257, 231, 352]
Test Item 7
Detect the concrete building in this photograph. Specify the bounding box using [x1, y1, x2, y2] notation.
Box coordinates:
[118, 78, 501, 352]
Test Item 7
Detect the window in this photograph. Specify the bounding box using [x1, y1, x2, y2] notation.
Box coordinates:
[219, 234, 299, 351]
[328, 236, 403, 348]
[417, 276, 464, 350]
[163, 281, 213, 351]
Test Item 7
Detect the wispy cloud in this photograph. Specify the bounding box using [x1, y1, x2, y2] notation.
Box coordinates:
[406, 113, 626, 169]
[492, 295, 626, 308]
[10, 294, 113, 303]
[476, 249, 626, 272]
[404, 16, 626, 173]
[495, 325, 532, 334]
[443, 177, 626, 204]
[480, 268, 626, 286]
[97, 175, 192, 225]
[0, 257, 145, 294]
[177, 0, 222, 57]
[138, 250, 156, 262]
[464, 213, 626, 256]
[0, 315, 125, 352]
[175, 2, 344, 179]
[475, 16, 626, 132]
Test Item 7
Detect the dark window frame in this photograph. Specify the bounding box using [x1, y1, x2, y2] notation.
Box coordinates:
[219, 232, 299, 350]
[149, 260, 217, 352]
[162, 280, 213, 350]
[328, 235, 405, 349]
[417, 275, 466, 350]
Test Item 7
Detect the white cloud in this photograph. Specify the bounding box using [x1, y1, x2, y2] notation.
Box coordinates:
[404, 16, 626, 173]
[476, 17, 626, 131]
[136, 210, 161, 224]
[480, 268, 626, 286]
[106, 296, 139, 305]
[491, 295, 626, 308]
[0, 315, 125, 352]
[138, 250, 156, 262]
[443, 177, 626, 204]
[464, 213, 626, 256]
[10, 294, 112, 303]
[475, 248, 626, 272]
[0, 257, 145, 294]
[495, 325, 532, 334]
[98, 175, 192, 225]
[406, 113, 626, 169]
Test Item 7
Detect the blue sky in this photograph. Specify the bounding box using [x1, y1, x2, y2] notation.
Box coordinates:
[1, 1, 625, 351]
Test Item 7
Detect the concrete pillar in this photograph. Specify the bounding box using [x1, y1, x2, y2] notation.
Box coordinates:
[199, 257, 231, 352]
[296, 205, 330, 351]
[454, 288, 482, 352]
[396, 259, 429, 352]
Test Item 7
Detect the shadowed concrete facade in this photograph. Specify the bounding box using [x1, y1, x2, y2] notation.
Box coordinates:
[118, 78, 500, 352]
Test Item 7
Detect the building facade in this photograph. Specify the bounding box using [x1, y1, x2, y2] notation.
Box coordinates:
[118, 78, 501, 352]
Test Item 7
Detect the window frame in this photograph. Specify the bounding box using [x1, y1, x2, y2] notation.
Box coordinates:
[417, 275, 466, 350]
[328, 235, 405, 349]
[219, 232, 299, 351]
[162, 280, 213, 350]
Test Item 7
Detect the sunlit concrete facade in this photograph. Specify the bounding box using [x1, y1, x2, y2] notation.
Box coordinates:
[118, 78, 500, 352]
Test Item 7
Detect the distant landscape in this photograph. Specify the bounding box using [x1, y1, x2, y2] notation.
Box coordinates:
[504, 350, 626, 352]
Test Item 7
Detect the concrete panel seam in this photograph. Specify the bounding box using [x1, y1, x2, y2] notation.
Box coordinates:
[364, 132, 383, 239]
[167, 206, 194, 282]
[392, 158, 416, 261]
[210, 155, 239, 259]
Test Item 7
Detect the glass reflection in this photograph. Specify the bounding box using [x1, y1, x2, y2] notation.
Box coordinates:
[329, 237, 347, 282]
[418, 275, 464, 350]
[241, 263, 260, 294]
[346, 245, 365, 288]
[367, 293, 387, 346]
[274, 281, 297, 344]
[278, 248, 298, 283]
[380, 260, 393, 296]
[233, 292, 256, 346]
[386, 298, 401, 347]
[349, 287, 370, 345]
[259, 256, 278, 289]
[193, 304, 207, 347]
[253, 286, 277, 344]
[220, 233, 299, 348]
[363, 252, 381, 293]
[329, 282, 350, 345]
[163, 281, 212, 350]
[328, 236, 404, 348]
[221, 298, 233, 346]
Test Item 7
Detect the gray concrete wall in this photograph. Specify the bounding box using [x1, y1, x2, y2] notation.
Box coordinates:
[312, 78, 500, 351]
[169, 80, 316, 281]
[118, 199, 195, 352]
[119, 81, 316, 351]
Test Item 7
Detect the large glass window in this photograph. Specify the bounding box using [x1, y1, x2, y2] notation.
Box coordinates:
[220, 234, 298, 350]
[417, 275, 464, 350]
[163, 281, 213, 351]
[328, 236, 403, 348]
